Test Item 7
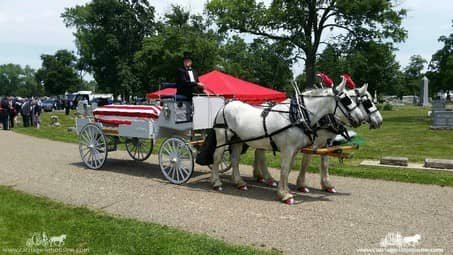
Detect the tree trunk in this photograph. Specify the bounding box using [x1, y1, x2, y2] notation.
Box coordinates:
[304, 53, 316, 90]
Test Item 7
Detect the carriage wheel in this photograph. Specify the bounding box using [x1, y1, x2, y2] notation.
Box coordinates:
[159, 137, 194, 184]
[79, 123, 107, 169]
[125, 138, 153, 161]
[208, 150, 232, 173]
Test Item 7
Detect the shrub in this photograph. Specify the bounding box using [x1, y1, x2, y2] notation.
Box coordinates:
[383, 103, 393, 111]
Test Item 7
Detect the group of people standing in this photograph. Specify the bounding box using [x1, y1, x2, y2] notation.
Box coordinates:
[0, 96, 42, 130]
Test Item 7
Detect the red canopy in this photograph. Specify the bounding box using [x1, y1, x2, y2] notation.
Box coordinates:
[146, 87, 176, 98]
[146, 70, 287, 105]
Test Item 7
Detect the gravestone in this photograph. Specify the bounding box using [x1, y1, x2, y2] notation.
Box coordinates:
[50, 115, 61, 127]
[431, 111, 453, 129]
[419, 76, 429, 106]
[432, 99, 446, 112]
[402, 96, 418, 105]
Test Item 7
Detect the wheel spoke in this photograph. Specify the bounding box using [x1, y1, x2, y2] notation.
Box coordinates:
[81, 132, 90, 144]
[170, 165, 176, 180]
[133, 145, 138, 158]
[81, 148, 91, 161]
[175, 164, 180, 181]
[163, 145, 172, 157]
[180, 167, 189, 177]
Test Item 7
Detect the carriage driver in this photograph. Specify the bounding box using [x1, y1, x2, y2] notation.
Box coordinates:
[175, 51, 205, 100]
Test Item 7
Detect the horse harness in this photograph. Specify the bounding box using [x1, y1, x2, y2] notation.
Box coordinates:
[214, 89, 359, 154]
[261, 97, 314, 155]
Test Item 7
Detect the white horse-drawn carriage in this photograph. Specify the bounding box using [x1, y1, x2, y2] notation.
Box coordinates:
[75, 95, 231, 184]
[75, 75, 382, 204]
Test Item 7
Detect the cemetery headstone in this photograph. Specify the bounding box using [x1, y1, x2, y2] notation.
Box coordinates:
[420, 76, 429, 106]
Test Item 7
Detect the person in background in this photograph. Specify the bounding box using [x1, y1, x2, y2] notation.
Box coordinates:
[31, 99, 41, 128]
[1, 97, 11, 130]
[64, 98, 70, 115]
[21, 99, 31, 127]
[9, 97, 17, 129]
[1, 96, 11, 130]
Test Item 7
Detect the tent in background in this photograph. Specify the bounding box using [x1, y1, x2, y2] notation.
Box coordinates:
[146, 70, 287, 105]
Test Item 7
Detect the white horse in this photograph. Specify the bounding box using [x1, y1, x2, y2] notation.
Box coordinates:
[50, 234, 66, 247]
[296, 83, 383, 193]
[210, 81, 364, 204]
[252, 82, 383, 193]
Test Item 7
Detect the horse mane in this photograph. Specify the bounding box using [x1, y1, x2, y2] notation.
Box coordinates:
[301, 88, 333, 97]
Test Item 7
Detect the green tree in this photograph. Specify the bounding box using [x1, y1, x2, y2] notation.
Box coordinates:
[134, 5, 221, 93]
[316, 45, 344, 85]
[428, 20, 453, 94]
[35, 50, 81, 95]
[207, 0, 407, 89]
[0, 64, 22, 96]
[220, 36, 293, 91]
[315, 41, 403, 95]
[62, 0, 155, 98]
[0, 64, 43, 97]
[344, 41, 403, 96]
[402, 55, 427, 95]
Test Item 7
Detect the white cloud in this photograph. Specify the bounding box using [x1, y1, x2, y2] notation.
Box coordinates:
[0, 0, 451, 75]
[395, 0, 453, 68]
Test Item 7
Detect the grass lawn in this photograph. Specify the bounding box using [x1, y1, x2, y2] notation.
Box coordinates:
[13, 106, 453, 187]
[0, 186, 279, 255]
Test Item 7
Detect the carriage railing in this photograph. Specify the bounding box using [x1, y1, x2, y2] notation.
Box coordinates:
[76, 100, 96, 120]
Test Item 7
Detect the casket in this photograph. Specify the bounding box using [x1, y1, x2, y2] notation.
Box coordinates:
[93, 105, 162, 126]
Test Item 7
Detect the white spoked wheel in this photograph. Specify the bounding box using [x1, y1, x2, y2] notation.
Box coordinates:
[125, 138, 153, 161]
[79, 123, 108, 169]
[159, 137, 194, 184]
[209, 150, 232, 173]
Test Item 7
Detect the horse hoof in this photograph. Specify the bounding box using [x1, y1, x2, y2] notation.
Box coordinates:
[298, 187, 310, 193]
[283, 198, 294, 205]
[325, 187, 336, 193]
[238, 185, 248, 191]
[268, 180, 278, 187]
[213, 186, 223, 191]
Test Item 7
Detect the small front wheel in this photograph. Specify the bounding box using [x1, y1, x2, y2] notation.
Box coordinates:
[159, 137, 194, 184]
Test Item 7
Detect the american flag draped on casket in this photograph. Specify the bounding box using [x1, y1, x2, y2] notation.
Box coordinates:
[93, 105, 162, 126]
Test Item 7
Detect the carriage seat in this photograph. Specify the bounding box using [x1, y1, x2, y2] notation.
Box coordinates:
[159, 82, 191, 102]
[161, 94, 190, 102]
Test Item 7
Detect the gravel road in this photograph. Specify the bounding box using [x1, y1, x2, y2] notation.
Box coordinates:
[1, 131, 452, 254]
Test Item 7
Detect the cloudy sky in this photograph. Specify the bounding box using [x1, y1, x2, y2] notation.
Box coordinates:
[0, 0, 452, 76]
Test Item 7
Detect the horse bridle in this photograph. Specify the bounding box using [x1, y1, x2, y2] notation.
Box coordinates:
[332, 89, 360, 127]
[352, 89, 379, 115]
